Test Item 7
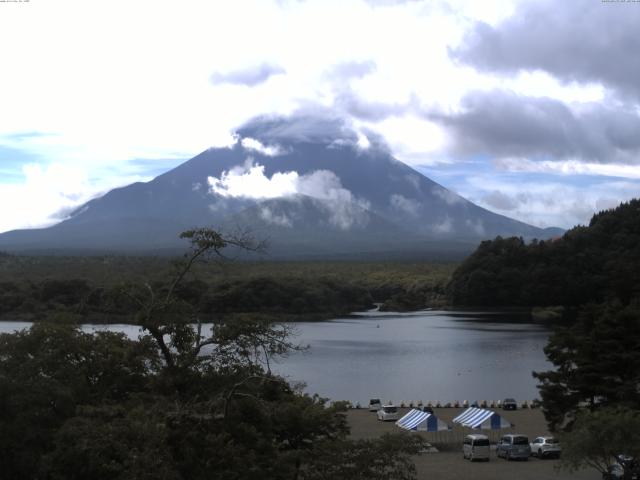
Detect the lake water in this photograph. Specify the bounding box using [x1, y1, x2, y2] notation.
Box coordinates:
[0, 310, 551, 404]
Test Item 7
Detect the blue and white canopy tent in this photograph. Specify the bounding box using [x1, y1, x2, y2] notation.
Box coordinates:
[452, 407, 512, 430]
[396, 409, 451, 445]
[396, 409, 450, 432]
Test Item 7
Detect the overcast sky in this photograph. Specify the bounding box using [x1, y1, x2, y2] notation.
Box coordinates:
[1, 0, 639, 233]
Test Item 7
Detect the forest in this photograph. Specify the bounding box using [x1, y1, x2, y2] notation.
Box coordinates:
[0, 254, 453, 323]
[448, 199, 640, 308]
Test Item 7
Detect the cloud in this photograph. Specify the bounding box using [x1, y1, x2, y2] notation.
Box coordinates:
[240, 137, 287, 157]
[494, 157, 640, 180]
[0, 163, 143, 233]
[335, 90, 419, 122]
[259, 206, 293, 227]
[326, 60, 377, 81]
[455, 172, 640, 229]
[465, 218, 485, 236]
[432, 185, 464, 205]
[482, 190, 518, 211]
[209, 160, 298, 199]
[451, 0, 640, 100]
[236, 110, 358, 145]
[390, 193, 420, 216]
[430, 89, 640, 164]
[432, 215, 453, 234]
[210, 63, 286, 87]
[208, 161, 371, 230]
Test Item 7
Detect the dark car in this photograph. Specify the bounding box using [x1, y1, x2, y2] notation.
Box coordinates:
[502, 398, 518, 410]
[602, 455, 639, 480]
[497, 434, 531, 460]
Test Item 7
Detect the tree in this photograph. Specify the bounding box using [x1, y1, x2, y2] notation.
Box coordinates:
[533, 302, 640, 431]
[0, 227, 421, 480]
[560, 407, 640, 477]
[301, 434, 422, 480]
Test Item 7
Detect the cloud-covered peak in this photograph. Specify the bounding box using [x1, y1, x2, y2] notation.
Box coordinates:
[235, 111, 359, 146]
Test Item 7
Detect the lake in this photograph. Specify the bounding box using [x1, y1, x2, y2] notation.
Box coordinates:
[0, 310, 551, 404]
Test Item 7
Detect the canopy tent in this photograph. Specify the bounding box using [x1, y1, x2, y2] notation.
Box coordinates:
[452, 407, 512, 430]
[396, 409, 451, 432]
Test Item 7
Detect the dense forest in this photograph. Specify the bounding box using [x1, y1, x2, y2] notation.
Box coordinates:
[0, 255, 453, 323]
[448, 199, 640, 308]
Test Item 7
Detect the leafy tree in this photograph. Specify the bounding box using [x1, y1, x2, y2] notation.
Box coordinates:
[559, 407, 640, 477]
[301, 434, 422, 480]
[533, 303, 640, 431]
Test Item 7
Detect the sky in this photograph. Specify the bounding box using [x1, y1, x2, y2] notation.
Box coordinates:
[1, 0, 639, 233]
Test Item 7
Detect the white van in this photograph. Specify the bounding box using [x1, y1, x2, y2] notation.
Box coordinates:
[463, 434, 491, 462]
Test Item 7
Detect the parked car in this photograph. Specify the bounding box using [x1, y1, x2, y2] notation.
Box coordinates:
[463, 434, 491, 462]
[369, 398, 382, 412]
[530, 436, 561, 458]
[377, 405, 400, 421]
[502, 398, 518, 410]
[496, 434, 531, 460]
[602, 455, 639, 480]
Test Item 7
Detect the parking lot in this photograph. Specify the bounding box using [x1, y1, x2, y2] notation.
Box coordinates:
[346, 408, 600, 480]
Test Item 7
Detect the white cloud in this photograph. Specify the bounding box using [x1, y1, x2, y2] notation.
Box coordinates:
[259, 206, 293, 227]
[208, 161, 371, 230]
[208, 161, 298, 199]
[432, 215, 454, 234]
[240, 137, 288, 157]
[390, 193, 420, 216]
[465, 218, 485, 236]
[495, 157, 640, 180]
[459, 174, 640, 229]
[432, 186, 464, 205]
[0, 163, 145, 233]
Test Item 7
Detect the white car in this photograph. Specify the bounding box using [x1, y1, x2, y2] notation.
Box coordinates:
[369, 398, 382, 412]
[530, 436, 561, 458]
[377, 405, 399, 421]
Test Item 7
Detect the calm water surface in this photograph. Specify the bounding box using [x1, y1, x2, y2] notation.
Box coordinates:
[0, 310, 551, 403]
[274, 310, 551, 403]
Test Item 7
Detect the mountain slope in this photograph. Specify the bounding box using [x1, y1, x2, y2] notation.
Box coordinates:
[0, 122, 563, 257]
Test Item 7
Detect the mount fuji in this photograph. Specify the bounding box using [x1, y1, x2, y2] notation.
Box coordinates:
[0, 115, 562, 259]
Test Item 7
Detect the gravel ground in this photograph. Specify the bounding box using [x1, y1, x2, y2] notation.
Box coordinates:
[346, 408, 600, 480]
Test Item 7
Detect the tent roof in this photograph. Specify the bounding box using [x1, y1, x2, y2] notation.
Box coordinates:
[452, 407, 511, 429]
[396, 409, 450, 432]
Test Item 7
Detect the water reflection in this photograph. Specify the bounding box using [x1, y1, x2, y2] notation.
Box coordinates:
[273, 311, 551, 403]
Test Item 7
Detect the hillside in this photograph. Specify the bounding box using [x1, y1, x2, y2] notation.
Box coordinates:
[448, 199, 640, 307]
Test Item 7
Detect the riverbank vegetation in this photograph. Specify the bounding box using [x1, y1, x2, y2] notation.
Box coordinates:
[0, 254, 454, 323]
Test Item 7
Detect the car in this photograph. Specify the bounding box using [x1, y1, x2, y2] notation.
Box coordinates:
[602, 455, 639, 480]
[496, 434, 531, 460]
[463, 434, 490, 462]
[369, 398, 382, 412]
[530, 436, 561, 458]
[502, 398, 518, 410]
[377, 405, 400, 421]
